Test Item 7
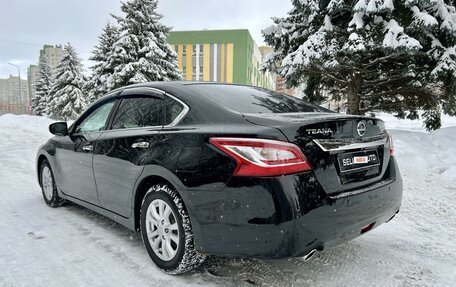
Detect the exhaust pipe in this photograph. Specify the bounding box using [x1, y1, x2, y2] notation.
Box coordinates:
[303, 249, 318, 261]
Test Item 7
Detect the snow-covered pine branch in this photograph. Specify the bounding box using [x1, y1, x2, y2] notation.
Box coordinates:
[263, 0, 456, 130]
[104, 0, 181, 89]
[48, 43, 88, 120]
[85, 22, 120, 103]
[31, 56, 53, 116]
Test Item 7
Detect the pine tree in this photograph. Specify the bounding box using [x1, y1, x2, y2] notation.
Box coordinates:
[31, 56, 53, 116]
[85, 22, 120, 103]
[264, 0, 456, 130]
[107, 0, 181, 88]
[48, 43, 88, 120]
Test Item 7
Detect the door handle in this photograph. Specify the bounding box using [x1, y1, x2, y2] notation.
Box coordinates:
[131, 141, 150, 149]
[82, 144, 93, 151]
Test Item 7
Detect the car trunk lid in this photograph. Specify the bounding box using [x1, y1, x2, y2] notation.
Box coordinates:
[243, 112, 391, 195]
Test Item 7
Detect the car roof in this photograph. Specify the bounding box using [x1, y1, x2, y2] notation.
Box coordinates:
[103, 81, 267, 106]
[108, 81, 262, 94]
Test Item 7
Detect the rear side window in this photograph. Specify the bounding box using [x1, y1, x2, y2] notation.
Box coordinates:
[190, 84, 327, 114]
[163, 96, 184, 125]
[111, 97, 163, 129]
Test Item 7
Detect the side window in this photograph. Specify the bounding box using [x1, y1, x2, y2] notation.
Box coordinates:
[164, 96, 185, 125]
[111, 97, 163, 129]
[77, 101, 115, 133]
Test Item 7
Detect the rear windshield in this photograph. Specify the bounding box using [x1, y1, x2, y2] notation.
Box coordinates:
[190, 84, 327, 114]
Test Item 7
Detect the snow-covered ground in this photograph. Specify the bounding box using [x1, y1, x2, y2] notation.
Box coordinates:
[0, 113, 455, 287]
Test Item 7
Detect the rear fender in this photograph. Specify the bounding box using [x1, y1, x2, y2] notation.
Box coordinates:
[132, 165, 204, 248]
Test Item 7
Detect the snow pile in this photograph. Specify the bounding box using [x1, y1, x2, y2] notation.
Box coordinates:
[378, 111, 456, 184]
[0, 114, 55, 133]
[394, 127, 456, 183]
[0, 114, 54, 172]
[0, 113, 455, 286]
[377, 111, 456, 131]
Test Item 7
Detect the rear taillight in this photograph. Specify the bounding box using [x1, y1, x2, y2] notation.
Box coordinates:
[209, 137, 311, 177]
[387, 131, 394, 156]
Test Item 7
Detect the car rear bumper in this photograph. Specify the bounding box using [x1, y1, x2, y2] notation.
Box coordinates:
[186, 157, 402, 258]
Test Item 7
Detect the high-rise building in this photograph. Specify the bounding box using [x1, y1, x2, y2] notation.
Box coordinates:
[0, 80, 8, 115]
[167, 29, 275, 89]
[0, 75, 29, 115]
[39, 44, 64, 70]
[26, 44, 64, 113]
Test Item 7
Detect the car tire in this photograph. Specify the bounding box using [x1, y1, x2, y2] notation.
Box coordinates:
[140, 183, 206, 274]
[40, 159, 65, 207]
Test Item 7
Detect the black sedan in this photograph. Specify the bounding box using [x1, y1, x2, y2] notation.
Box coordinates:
[36, 82, 402, 274]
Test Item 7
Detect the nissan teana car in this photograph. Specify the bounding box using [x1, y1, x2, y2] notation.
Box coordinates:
[37, 82, 402, 274]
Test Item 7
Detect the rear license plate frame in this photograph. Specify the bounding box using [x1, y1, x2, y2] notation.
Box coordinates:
[337, 149, 380, 173]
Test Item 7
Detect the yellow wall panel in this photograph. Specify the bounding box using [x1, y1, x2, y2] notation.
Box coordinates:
[226, 43, 234, 83]
[203, 44, 210, 81]
[221, 44, 226, 82]
[186, 44, 192, 81]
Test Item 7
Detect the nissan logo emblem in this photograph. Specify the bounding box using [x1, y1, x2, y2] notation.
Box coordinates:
[357, 121, 366, 137]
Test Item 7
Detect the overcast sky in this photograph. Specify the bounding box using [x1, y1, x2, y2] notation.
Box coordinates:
[0, 0, 292, 80]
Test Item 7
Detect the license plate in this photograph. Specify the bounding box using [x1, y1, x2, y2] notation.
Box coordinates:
[337, 150, 380, 173]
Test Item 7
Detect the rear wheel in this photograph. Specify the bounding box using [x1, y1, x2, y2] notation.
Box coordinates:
[40, 160, 65, 207]
[140, 184, 205, 274]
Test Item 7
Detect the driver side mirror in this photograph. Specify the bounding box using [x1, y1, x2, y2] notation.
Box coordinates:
[49, 122, 68, 136]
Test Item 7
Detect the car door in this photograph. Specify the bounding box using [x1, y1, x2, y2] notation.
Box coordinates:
[55, 99, 116, 205]
[93, 88, 165, 217]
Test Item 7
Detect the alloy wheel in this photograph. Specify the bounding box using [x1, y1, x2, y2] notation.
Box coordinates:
[42, 166, 53, 201]
[145, 199, 180, 261]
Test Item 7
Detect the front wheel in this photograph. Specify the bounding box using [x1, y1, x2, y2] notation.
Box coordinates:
[40, 160, 65, 207]
[140, 184, 205, 274]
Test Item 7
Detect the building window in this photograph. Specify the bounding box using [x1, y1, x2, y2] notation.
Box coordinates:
[192, 45, 197, 67]
[182, 45, 187, 78]
[199, 47, 204, 80]
[192, 66, 197, 80]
